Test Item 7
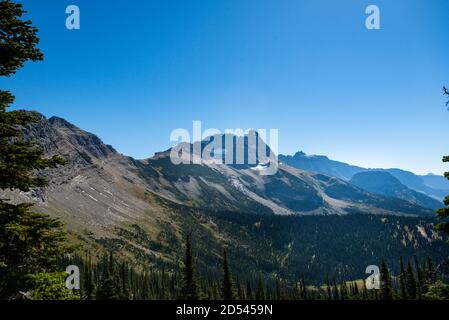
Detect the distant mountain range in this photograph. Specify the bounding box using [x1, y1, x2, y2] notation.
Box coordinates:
[2, 112, 448, 284]
[10, 112, 435, 222]
[279, 151, 449, 202]
[350, 171, 443, 210]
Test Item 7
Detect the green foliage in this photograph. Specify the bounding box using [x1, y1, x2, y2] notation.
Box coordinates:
[61, 244, 449, 300]
[414, 256, 424, 299]
[325, 276, 332, 299]
[0, 0, 68, 299]
[437, 88, 449, 235]
[399, 257, 407, 299]
[423, 257, 436, 288]
[246, 281, 253, 300]
[25, 272, 79, 300]
[0, 0, 43, 77]
[203, 210, 449, 285]
[0, 202, 69, 297]
[379, 261, 394, 300]
[82, 259, 96, 300]
[151, 194, 449, 288]
[422, 281, 449, 300]
[221, 249, 237, 300]
[255, 275, 266, 300]
[0, 90, 66, 191]
[339, 282, 349, 300]
[405, 262, 417, 299]
[332, 278, 339, 300]
[180, 235, 201, 300]
[68, 206, 449, 301]
[96, 253, 120, 300]
[119, 261, 131, 300]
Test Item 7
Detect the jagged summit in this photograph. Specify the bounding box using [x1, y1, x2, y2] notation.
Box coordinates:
[5, 112, 433, 220]
[293, 151, 306, 157]
[22, 111, 117, 162]
[48, 115, 77, 128]
[1, 112, 443, 285]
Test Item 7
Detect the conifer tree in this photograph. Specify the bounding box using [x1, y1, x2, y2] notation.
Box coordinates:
[339, 282, 349, 300]
[362, 281, 369, 300]
[414, 256, 423, 299]
[425, 256, 436, 286]
[255, 275, 265, 300]
[436, 87, 449, 236]
[0, 0, 68, 299]
[236, 276, 244, 300]
[120, 262, 131, 300]
[96, 253, 120, 300]
[445, 86, 449, 107]
[0, 0, 43, 77]
[82, 259, 96, 300]
[399, 257, 408, 300]
[300, 274, 307, 300]
[275, 280, 281, 300]
[352, 281, 359, 299]
[221, 249, 237, 300]
[246, 281, 253, 300]
[180, 235, 200, 300]
[140, 272, 150, 300]
[212, 279, 221, 300]
[405, 261, 417, 300]
[332, 278, 339, 300]
[325, 276, 332, 300]
[379, 261, 393, 300]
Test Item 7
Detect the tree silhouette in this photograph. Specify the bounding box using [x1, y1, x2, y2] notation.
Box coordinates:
[379, 261, 393, 300]
[444, 86, 449, 107]
[180, 235, 200, 300]
[221, 249, 237, 300]
[436, 87, 449, 237]
[255, 275, 265, 300]
[406, 262, 417, 300]
[96, 253, 120, 300]
[399, 257, 408, 300]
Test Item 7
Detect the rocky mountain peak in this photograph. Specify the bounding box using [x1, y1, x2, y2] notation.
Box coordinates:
[21, 111, 117, 161]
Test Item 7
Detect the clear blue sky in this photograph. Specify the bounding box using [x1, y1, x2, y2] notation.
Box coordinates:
[2, 0, 449, 175]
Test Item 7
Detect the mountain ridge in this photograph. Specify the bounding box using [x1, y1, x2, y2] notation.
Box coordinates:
[2, 111, 447, 284]
[350, 171, 443, 210]
[15, 112, 433, 218]
[279, 151, 449, 201]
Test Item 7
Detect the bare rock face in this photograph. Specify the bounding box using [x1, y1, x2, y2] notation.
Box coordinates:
[24, 112, 117, 178]
[12, 112, 158, 237]
[1, 111, 442, 279]
[11, 111, 434, 225]
[0, 111, 433, 240]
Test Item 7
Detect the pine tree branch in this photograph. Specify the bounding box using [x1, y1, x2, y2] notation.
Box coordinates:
[444, 86, 449, 107]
